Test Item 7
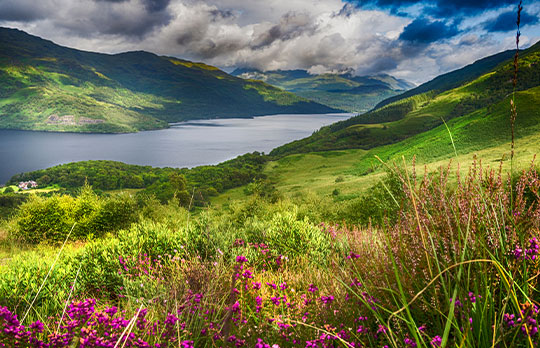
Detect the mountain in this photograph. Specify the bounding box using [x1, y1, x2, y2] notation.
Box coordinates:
[0, 27, 337, 133]
[270, 41, 540, 156]
[231, 68, 415, 113]
[374, 49, 516, 109]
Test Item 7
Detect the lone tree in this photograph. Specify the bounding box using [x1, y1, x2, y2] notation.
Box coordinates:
[169, 173, 191, 207]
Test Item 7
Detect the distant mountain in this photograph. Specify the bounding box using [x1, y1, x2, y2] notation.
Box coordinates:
[0, 27, 337, 133]
[231, 68, 414, 113]
[270, 41, 540, 156]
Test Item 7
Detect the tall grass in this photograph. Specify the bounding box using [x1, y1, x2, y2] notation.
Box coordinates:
[0, 158, 539, 347]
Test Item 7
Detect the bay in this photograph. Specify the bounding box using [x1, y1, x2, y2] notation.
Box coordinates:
[0, 113, 352, 184]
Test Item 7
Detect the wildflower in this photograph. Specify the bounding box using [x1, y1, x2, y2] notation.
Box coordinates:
[29, 320, 44, 333]
[255, 338, 272, 348]
[320, 295, 334, 304]
[253, 282, 262, 290]
[308, 284, 318, 293]
[231, 302, 241, 313]
[468, 292, 476, 303]
[376, 325, 387, 335]
[504, 313, 516, 327]
[236, 255, 248, 263]
[279, 282, 288, 290]
[346, 252, 361, 259]
[266, 282, 277, 289]
[357, 325, 367, 333]
[404, 337, 417, 347]
[431, 336, 442, 347]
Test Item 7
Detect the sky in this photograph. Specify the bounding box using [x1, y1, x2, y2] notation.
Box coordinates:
[0, 0, 539, 84]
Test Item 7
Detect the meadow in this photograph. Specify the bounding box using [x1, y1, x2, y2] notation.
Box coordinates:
[1, 143, 539, 347]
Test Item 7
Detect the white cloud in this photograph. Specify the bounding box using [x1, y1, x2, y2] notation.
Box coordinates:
[1, 0, 539, 84]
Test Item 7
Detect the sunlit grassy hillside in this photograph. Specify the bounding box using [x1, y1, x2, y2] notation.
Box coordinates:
[270, 41, 540, 157]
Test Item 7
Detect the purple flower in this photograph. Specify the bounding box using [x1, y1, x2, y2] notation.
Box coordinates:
[29, 320, 44, 333]
[431, 336, 442, 347]
[504, 313, 516, 327]
[231, 302, 241, 312]
[236, 255, 248, 263]
[346, 252, 361, 259]
[404, 337, 417, 347]
[266, 282, 277, 290]
[271, 297, 281, 306]
[320, 295, 334, 304]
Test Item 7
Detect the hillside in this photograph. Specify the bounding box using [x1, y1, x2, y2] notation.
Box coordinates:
[0, 27, 337, 133]
[270, 41, 540, 156]
[374, 49, 516, 109]
[231, 68, 414, 112]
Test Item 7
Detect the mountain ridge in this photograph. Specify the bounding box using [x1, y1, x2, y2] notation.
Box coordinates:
[231, 68, 414, 112]
[0, 27, 337, 133]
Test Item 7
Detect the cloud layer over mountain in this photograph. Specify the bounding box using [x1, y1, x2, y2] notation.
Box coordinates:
[1, 0, 539, 83]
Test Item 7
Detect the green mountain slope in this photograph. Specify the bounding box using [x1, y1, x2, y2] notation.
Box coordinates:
[270, 41, 540, 157]
[374, 49, 516, 109]
[231, 68, 414, 112]
[0, 27, 337, 133]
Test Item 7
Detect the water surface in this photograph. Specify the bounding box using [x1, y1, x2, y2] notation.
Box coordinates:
[0, 113, 352, 184]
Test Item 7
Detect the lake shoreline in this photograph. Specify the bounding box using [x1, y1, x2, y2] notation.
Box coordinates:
[0, 112, 353, 135]
[0, 113, 354, 184]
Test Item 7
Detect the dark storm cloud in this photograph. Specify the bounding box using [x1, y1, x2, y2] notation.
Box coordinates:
[0, 1, 51, 22]
[482, 9, 539, 32]
[55, 0, 174, 38]
[58, 8, 173, 38]
[94, 0, 171, 12]
[197, 38, 244, 58]
[143, 0, 170, 12]
[208, 8, 235, 21]
[399, 17, 460, 44]
[251, 12, 317, 49]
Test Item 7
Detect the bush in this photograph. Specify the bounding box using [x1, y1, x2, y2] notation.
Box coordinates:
[264, 208, 333, 264]
[14, 195, 76, 243]
[12, 186, 139, 243]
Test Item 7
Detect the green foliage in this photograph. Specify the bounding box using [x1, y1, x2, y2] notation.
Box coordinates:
[117, 220, 186, 259]
[14, 194, 75, 243]
[12, 185, 138, 243]
[338, 168, 407, 225]
[264, 209, 333, 264]
[0, 193, 26, 219]
[9, 152, 268, 207]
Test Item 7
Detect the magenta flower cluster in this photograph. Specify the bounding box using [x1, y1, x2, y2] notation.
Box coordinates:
[513, 237, 540, 261]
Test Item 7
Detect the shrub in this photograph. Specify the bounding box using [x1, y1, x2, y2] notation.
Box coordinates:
[14, 194, 75, 243]
[264, 208, 333, 264]
[12, 186, 139, 243]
